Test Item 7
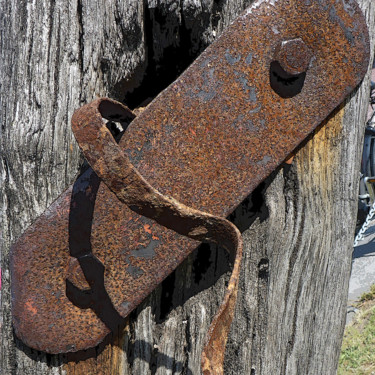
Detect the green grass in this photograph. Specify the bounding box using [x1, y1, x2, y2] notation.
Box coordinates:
[359, 285, 375, 303]
[338, 285, 375, 375]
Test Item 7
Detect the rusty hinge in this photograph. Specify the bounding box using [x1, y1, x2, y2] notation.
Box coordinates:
[11, 0, 369, 374]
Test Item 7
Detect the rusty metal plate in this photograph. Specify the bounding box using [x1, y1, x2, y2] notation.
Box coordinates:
[70, 97, 244, 374]
[11, 0, 369, 369]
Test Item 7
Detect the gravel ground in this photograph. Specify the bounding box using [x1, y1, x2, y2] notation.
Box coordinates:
[349, 224, 375, 304]
[347, 61, 375, 324]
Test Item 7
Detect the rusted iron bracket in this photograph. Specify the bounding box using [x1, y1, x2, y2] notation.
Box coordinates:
[11, 0, 369, 374]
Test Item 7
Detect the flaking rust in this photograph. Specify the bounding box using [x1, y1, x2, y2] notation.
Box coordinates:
[11, 0, 369, 374]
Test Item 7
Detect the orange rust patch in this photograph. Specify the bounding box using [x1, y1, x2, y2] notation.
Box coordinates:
[25, 300, 37, 315]
[143, 224, 152, 234]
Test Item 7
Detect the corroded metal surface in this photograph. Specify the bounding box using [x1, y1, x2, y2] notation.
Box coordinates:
[11, 0, 369, 372]
[274, 38, 313, 75]
[71, 98, 243, 374]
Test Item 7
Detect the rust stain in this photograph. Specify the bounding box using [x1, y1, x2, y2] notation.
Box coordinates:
[297, 105, 346, 196]
[25, 300, 37, 316]
[143, 224, 152, 234]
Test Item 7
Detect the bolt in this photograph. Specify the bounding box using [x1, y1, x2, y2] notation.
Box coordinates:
[274, 38, 313, 75]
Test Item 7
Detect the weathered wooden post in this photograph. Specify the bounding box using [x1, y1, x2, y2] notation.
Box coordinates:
[1, 1, 374, 374]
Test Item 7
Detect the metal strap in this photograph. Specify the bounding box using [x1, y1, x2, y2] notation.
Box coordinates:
[71, 98, 243, 375]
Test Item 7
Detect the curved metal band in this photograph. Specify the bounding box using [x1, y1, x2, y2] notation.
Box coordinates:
[71, 97, 243, 375]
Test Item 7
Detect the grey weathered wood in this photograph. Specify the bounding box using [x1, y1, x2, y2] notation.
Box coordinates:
[1, 0, 374, 374]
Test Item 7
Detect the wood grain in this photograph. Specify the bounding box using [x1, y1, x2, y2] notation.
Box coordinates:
[1, 0, 374, 374]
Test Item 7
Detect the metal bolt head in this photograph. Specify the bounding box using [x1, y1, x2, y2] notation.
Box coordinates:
[274, 38, 313, 75]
